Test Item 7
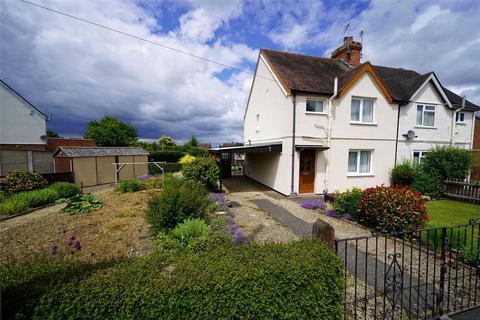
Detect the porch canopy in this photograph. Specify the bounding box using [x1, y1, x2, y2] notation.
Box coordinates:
[295, 145, 329, 151]
[209, 141, 282, 154]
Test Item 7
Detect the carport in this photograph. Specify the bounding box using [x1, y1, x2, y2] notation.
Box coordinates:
[209, 141, 282, 180]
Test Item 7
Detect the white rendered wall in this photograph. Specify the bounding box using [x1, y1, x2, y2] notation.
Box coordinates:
[0, 83, 46, 145]
[397, 81, 474, 162]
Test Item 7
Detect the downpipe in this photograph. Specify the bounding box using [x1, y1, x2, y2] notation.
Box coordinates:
[290, 91, 297, 196]
[324, 77, 338, 195]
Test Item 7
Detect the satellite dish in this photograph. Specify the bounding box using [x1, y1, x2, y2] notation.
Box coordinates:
[40, 135, 49, 141]
[406, 130, 416, 140]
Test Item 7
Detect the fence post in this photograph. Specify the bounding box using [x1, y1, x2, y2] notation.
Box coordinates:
[438, 227, 447, 316]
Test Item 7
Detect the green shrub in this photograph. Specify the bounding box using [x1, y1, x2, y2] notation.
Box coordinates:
[115, 180, 144, 193]
[148, 162, 182, 175]
[0, 197, 29, 215]
[422, 146, 473, 180]
[333, 187, 362, 218]
[143, 177, 163, 189]
[169, 218, 212, 251]
[61, 194, 103, 214]
[0, 190, 5, 202]
[411, 167, 445, 199]
[149, 150, 185, 162]
[182, 146, 209, 157]
[49, 182, 82, 198]
[358, 186, 428, 232]
[182, 157, 219, 191]
[0, 188, 59, 215]
[147, 178, 208, 233]
[0, 170, 47, 195]
[390, 160, 416, 187]
[22, 240, 343, 320]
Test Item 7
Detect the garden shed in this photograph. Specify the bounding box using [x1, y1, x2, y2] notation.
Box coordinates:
[53, 147, 148, 187]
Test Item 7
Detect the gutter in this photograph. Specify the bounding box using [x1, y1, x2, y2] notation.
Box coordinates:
[450, 96, 466, 145]
[324, 77, 338, 194]
[290, 90, 297, 196]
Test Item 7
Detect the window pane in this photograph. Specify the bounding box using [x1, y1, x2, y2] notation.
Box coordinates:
[425, 105, 435, 111]
[351, 99, 360, 121]
[413, 152, 420, 165]
[348, 151, 358, 172]
[359, 151, 371, 173]
[306, 99, 323, 112]
[424, 111, 435, 126]
[416, 105, 423, 125]
[362, 99, 374, 123]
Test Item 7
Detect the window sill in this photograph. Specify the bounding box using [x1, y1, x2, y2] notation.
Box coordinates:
[414, 125, 437, 129]
[455, 122, 466, 125]
[350, 122, 377, 126]
[347, 173, 375, 177]
[305, 111, 327, 115]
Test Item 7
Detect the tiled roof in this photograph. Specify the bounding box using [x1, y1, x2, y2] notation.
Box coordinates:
[261, 49, 479, 110]
[54, 147, 148, 157]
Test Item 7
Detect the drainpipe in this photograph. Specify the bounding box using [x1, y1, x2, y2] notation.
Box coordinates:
[324, 77, 338, 194]
[450, 96, 466, 145]
[394, 104, 401, 165]
[290, 90, 297, 196]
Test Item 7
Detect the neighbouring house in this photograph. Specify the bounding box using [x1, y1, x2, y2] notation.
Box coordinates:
[0, 79, 53, 175]
[473, 115, 480, 180]
[52, 147, 148, 187]
[212, 37, 479, 195]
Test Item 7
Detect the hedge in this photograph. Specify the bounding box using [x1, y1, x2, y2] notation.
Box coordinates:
[148, 163, 182, 175]
[3, 240, 344, 320]
[149, 151, 185, 163]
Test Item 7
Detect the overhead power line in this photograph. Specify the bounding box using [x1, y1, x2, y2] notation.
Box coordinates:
[20, 0, 274, 82]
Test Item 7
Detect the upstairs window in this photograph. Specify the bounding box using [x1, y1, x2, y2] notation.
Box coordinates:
[348, 150, 372, 174]
[416, 104, 435, 127]
[456, 111, 465, 123]
[306, 99, 324, 113]
[351, 98, 374, 123]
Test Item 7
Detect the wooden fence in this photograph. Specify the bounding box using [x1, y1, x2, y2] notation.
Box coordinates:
[444, 178, 480, 204]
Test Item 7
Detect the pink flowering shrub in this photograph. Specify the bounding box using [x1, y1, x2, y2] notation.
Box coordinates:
[358, 185, 428, 233]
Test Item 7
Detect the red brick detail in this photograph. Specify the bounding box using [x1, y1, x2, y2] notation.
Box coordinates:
[46, 138, 96, 151]
[331, 36, 362, 67]
[0, 144, 47, 151]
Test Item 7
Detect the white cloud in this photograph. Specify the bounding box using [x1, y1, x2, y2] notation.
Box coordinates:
[0, 0, 254, 143]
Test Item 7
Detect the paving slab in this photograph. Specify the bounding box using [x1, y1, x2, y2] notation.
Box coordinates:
[250, 198, 312, 238]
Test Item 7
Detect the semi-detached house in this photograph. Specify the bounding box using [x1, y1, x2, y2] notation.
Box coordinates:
[216, 37, 479, 196]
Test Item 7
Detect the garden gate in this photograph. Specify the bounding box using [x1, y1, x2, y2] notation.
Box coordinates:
[335, 219, 480, 319]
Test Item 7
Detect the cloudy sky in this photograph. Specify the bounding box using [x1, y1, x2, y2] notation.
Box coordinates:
[1, 0, 479, 144]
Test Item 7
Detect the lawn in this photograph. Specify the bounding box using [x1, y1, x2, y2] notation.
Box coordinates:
[426, 199, 480, 227]
[425, 199, 480, 265]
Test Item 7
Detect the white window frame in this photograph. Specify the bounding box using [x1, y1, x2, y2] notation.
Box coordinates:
[412, 150, 429, 165]
[416, 104, 436, 127]
[455, 111, 466, 124]
[305, 98, 326, 114]
[347, 149, 374, 176]
[350, 97, 376, 124]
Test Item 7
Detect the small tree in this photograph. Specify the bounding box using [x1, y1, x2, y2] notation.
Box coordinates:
[47, 129, 60, 138]
[422, 146, 473, 180]
[184, 136, 199, 148]
[390, 160, 416, 187]
[158, 136, 176, 149]
[84, 116, 137, 147]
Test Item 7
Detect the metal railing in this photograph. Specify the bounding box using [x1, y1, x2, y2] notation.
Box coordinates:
[335, 220, 480, 319]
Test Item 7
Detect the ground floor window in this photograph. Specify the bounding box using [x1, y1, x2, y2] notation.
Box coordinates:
[412, 151, 428, 165]
[348, 150, 372, 174]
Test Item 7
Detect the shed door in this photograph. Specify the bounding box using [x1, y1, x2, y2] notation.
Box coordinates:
[299, 150, 315, 193]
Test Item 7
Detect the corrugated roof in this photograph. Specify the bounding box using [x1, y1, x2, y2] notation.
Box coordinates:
[54, 147, 148, 157]
[260, 49, 479, 110]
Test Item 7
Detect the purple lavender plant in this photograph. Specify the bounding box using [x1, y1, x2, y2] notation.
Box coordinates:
[137, 174, 153, 180]
[325, 209, 338, 218]
[342, 213, 353, 220]
[51, 244, 59, 255]
[301, 199, 326, 210]
[208, 192, 227, 208]
[232, 223, 250, 244]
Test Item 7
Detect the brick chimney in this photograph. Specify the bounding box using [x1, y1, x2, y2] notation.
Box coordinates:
[331, 36, 362, 67]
